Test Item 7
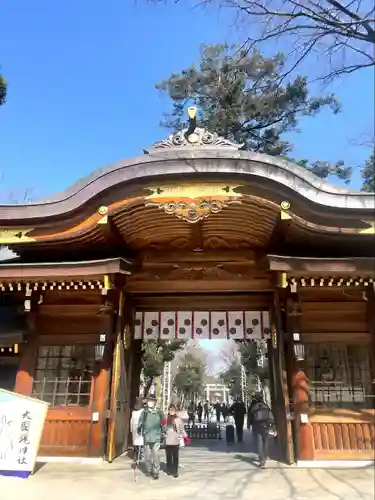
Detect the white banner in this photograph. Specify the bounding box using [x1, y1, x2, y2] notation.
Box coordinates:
[0, 389, 49, 474]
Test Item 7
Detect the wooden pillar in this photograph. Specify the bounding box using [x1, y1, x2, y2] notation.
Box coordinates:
[286, 293, 314, 460]
[90, 341, 112, 457]
[366, 285, 375, 399]
[366, 285, 375, 336]
[270, 290, 294, 464]
[15, 313, 38, 395]
[90, 290, 116, 457]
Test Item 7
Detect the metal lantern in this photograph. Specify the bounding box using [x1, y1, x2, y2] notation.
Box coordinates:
[293, 343, 305, 361]
[94, 344, 105, 361]
[95, 333, 107, 361]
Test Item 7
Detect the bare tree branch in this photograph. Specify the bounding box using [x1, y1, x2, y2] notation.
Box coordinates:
[151, 0, 375, 82]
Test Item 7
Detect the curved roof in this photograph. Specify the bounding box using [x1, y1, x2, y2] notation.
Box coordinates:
[0, 149, 373, 221]
[0, 126, 373, 259]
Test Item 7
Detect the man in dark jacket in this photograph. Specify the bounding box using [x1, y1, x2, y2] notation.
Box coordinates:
[214, 401, 221, 423]
[187, 401, 196, 424]
[250, 392, 275, 469]
[229, 398, 247, 442]
[197, 402, 203, 423]
[221, 403, 229, 423]
[247, 394, 258, 429]
[137, 396, 166, 479]
[203, 401, 209, 422]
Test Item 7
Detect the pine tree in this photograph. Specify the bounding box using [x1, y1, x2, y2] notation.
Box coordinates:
[156, 44, 352, 182]
[0, 73, 6, 106]
[361, 150, 375, 193]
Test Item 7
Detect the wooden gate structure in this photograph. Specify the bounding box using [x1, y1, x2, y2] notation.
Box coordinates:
[0, 110, 374, 463]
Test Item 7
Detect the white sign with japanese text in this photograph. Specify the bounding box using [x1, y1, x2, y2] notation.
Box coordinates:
[0, 389, 49, 472]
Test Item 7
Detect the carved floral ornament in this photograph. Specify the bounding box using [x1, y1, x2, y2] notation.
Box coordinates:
[144, 183, 243, 223]
[145, 107, 243, 152]
[145, 127, 243, 152]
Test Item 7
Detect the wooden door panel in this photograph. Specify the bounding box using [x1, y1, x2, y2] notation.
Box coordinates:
[38, 407, 92, 456]
[39, 419, 92, 456]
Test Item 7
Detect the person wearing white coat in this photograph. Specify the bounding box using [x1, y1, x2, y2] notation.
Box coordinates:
[131, 398, 144, 460]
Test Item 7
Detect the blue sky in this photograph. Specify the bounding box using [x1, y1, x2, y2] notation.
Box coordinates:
[0, 0, 374, 202]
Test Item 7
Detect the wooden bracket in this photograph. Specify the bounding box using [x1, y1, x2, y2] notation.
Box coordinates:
[267, 201, 292, 252]
[97, 206, 125, 249]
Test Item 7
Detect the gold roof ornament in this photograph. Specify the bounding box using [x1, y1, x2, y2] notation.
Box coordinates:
[144, 107, 243, 152]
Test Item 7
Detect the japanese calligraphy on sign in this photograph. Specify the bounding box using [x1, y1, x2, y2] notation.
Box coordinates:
[0, 389, 48, 474]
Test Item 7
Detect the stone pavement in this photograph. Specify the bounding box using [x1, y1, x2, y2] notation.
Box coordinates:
[1, 430, 374, 500]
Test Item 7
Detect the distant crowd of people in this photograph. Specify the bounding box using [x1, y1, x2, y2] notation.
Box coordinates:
[186, 400, 231, 424]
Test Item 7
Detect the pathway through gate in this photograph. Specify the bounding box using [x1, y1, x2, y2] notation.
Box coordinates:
[178, 416, 282, 473]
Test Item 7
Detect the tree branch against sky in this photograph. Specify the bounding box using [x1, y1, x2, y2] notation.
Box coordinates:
[151, 0, 375, 84]
[226, 0, 375, 83]
[219, 340, 240, 368]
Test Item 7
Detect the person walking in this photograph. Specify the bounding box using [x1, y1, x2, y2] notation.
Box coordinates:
[203, 401, 209, 422]
[130, 397, 144, 464]
[247, 394, 257, 430]
[187, 401, 196, 425]
[137, 395, 166, 480]
[165, 404, 190, 478]
[214, 401, 221, 423]
[221, 402, 229, 423]
[249, 391, 275, 469]
[229, 398, 247, 442]
[197, 402, 203, 423]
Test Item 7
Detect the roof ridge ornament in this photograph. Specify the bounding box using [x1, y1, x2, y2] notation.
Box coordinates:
[144, 106, 243, 153]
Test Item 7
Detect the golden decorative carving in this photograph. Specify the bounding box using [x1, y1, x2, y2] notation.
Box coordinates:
[280, 201, 290, 210]
[359, 220, 375, 234]
[145, 183, 242, 223]
[97, 205, 108, 216]
[97, 206, 109, 225]
[280, 200, 292, 220]
[0, 228, 35, 244]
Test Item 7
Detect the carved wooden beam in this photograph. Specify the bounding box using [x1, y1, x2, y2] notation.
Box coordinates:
[267, 201, 292, 253]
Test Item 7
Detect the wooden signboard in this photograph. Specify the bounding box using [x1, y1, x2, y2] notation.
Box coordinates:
[0, 389, 49, 478]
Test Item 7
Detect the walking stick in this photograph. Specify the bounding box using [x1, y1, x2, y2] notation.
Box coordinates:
[134, 445, 142, 482]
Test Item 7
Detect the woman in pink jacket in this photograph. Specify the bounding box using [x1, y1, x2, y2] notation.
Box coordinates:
[165, 404, 190, 478]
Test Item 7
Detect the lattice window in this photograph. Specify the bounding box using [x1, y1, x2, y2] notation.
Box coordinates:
[306, 344, 374, 410]
[32, 346, 95, 407]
